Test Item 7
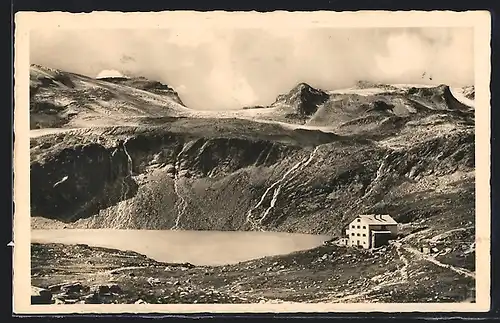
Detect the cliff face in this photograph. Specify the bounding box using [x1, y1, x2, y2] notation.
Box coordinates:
[30, 117, 474, 236]
[30, 143, 137, 222]
[30, 126, 300, 226]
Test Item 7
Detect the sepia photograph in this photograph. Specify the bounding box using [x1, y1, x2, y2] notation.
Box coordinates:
[13, 10, 491, 313]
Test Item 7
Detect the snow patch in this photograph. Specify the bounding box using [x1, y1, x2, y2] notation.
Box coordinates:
[96, 69, 127, 79]
[328, 87, 390, 96]
[449, 87, 475, 109]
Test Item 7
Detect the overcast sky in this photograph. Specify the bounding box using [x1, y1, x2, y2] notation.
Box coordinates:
[30, 27, 474, 110]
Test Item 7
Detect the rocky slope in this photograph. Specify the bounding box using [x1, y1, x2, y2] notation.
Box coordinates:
[252, 81, 474, 134]
[462, 86, 475, 100]
[29, 65, 191, 129]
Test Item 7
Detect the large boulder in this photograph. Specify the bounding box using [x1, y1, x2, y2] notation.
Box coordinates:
[31, 286, 53, 304]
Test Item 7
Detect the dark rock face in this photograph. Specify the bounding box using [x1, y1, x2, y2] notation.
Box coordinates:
[30, 143, 136, 222]
[31, 241, 476, 304]
[28, 68, 477, 304]
[30, 102, 72, 129]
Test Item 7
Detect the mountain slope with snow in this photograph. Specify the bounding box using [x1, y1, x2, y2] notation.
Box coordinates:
[30, 65, 192, 129]
[243, 82, 474, 131]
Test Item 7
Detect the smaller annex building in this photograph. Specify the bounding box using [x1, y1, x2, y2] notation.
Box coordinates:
[345, 214, 398, 249]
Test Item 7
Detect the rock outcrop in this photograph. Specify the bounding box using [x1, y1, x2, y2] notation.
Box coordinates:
[31, 286, 53, 304]
[271, 83, 329, 121]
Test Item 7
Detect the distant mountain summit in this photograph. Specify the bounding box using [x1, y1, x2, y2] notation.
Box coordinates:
[236, 80, 475, 137]
[271, 83, 329, 120]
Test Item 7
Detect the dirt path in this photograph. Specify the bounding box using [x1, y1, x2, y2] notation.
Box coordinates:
[402, 244, 476, 279]
[392, 241, 475, 279]
[395, 245, 409, 281]
[428, 227, 474, 243]
[107, 266, 150, 275]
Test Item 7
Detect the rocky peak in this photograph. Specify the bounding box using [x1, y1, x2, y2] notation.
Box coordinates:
[273, 82, 329, 117]
[30, 65, 76, 89]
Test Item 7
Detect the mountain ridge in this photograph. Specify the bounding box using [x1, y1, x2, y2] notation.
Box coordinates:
[29, 64, 191, 130]
[29, 64, 475, 133]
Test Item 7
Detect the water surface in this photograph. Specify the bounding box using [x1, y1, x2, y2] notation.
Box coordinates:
[31, 229, 331, 266]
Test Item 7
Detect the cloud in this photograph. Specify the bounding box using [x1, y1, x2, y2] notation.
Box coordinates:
[165, 27, 219, 48]
[175, 84, 187, 93]
[374, 32, 430, 80]
[30, 27, 474, 110]
[373, 28, 474, 86]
